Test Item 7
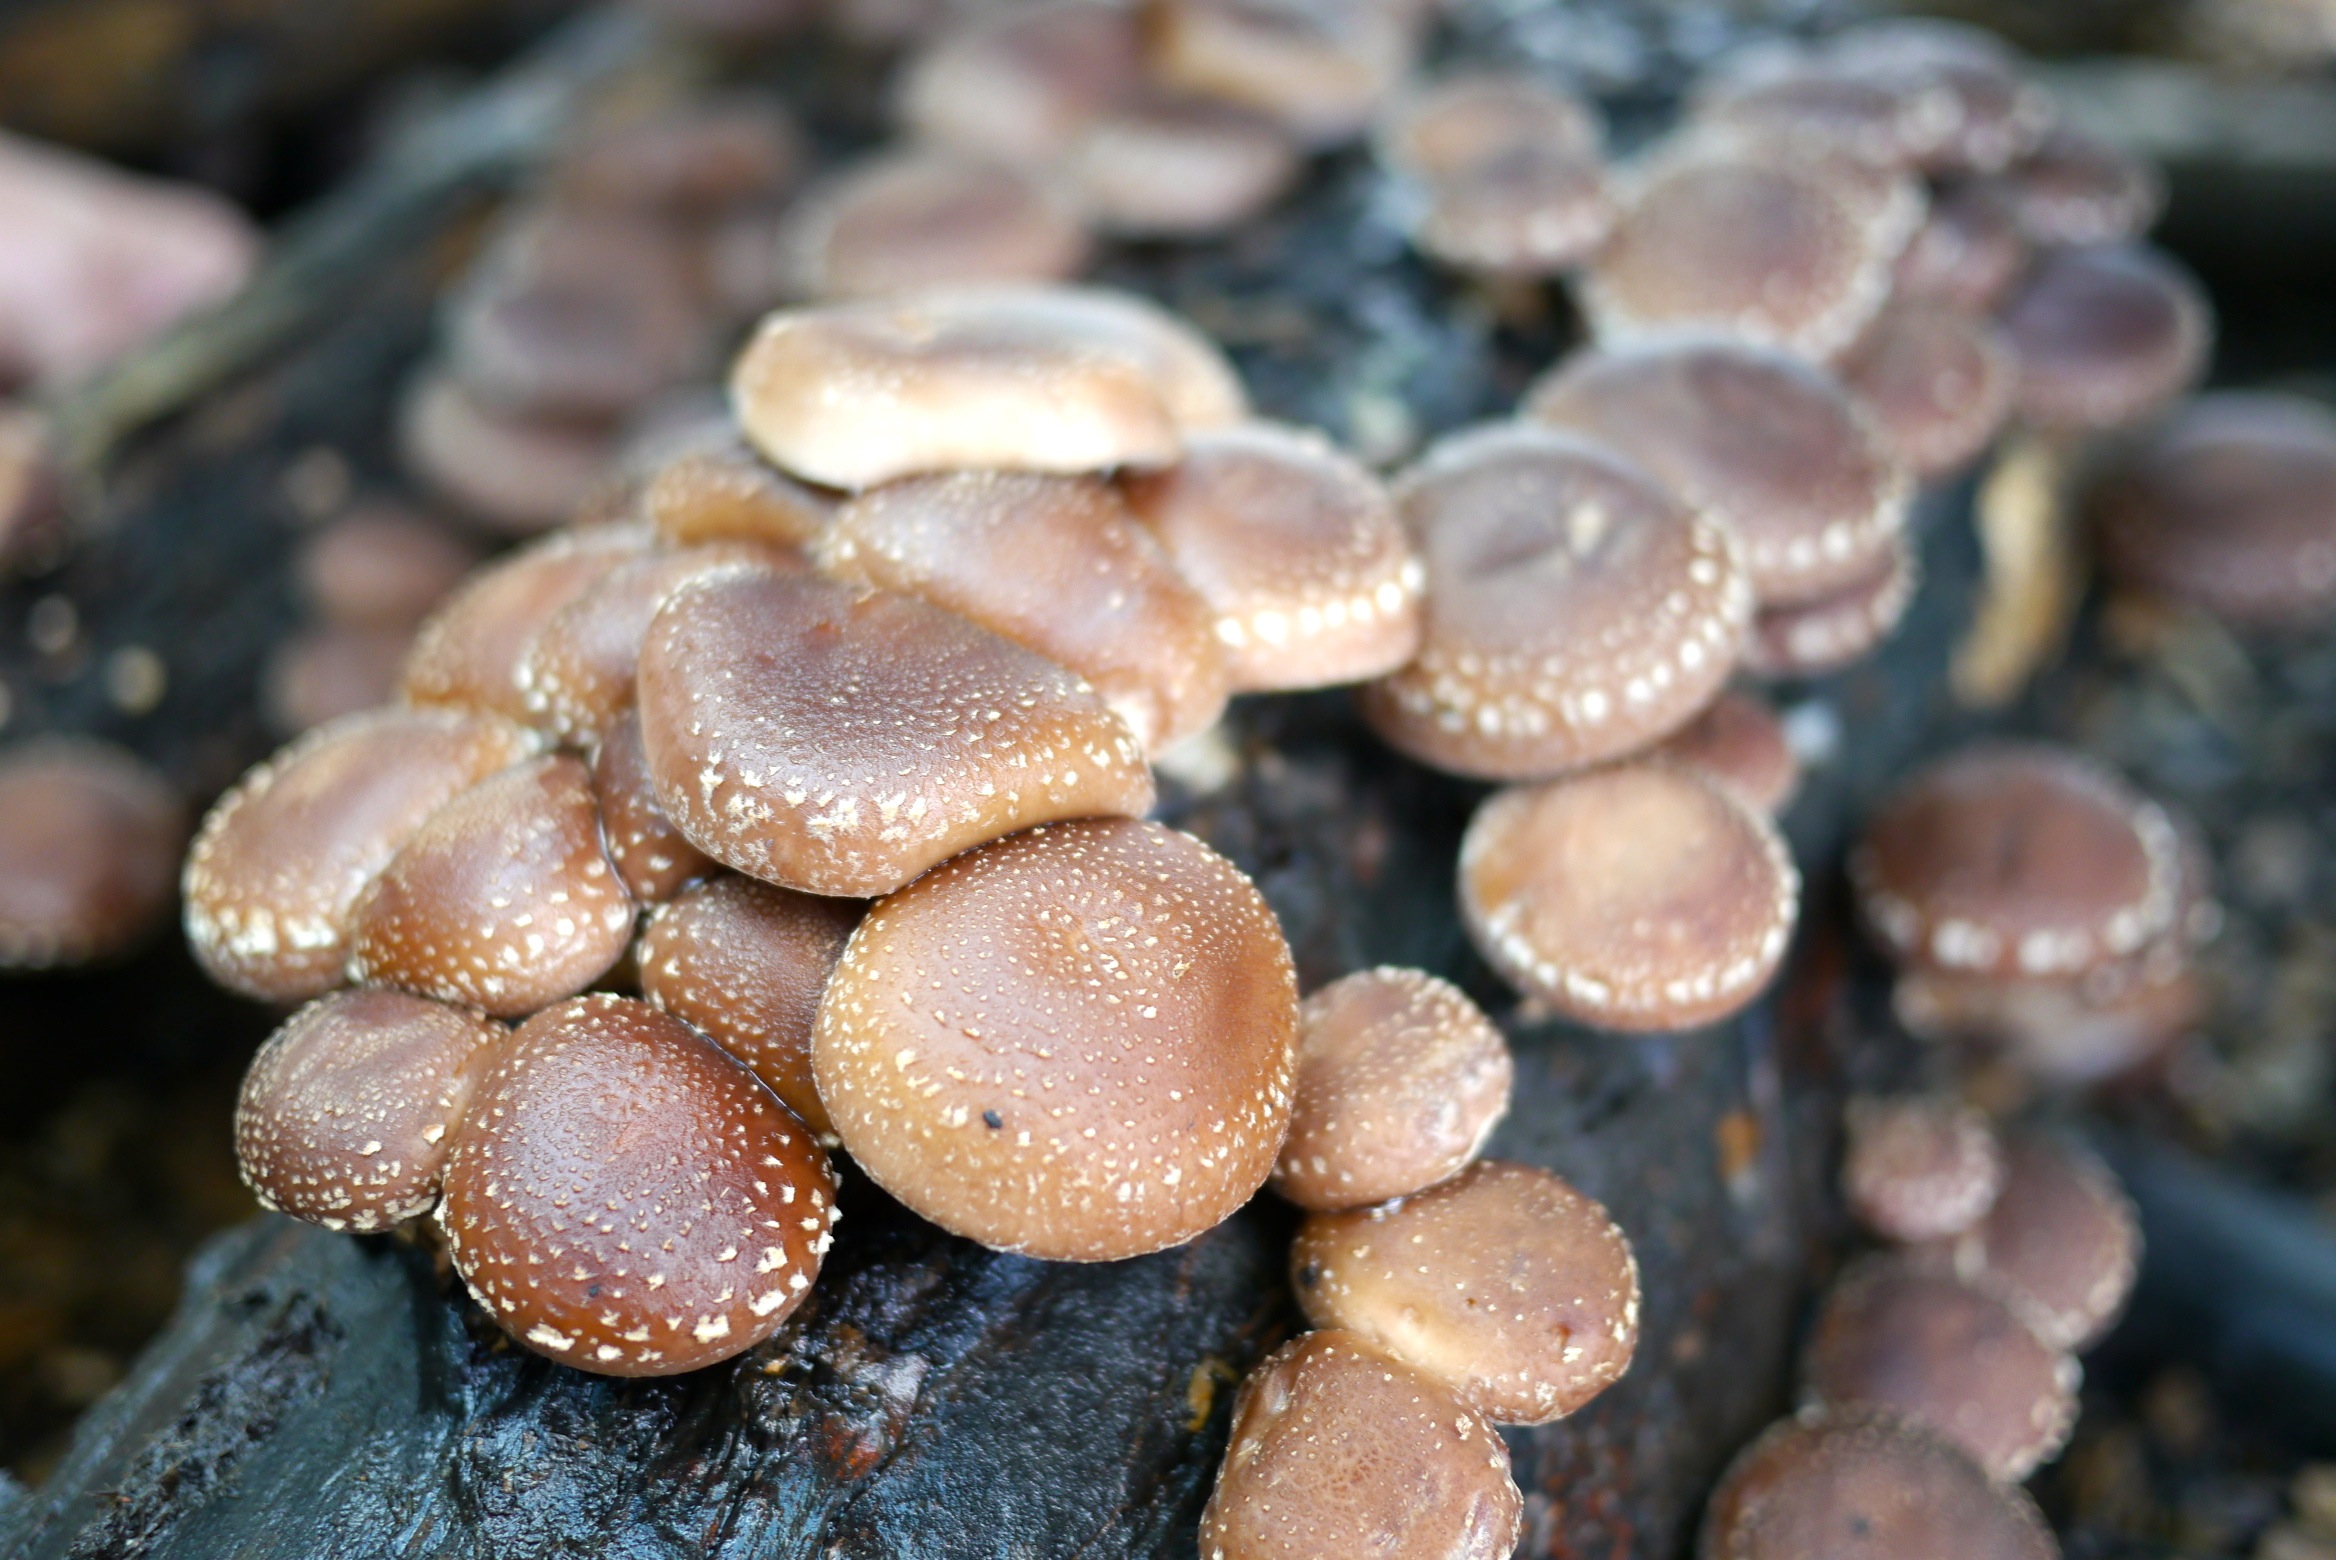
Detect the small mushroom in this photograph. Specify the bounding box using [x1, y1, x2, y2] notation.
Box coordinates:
[639, 873, 862, 1140]
[1652, 689, 1801, 815]
[550, 93, 803, 218]
[1144, 0, 1422, 149]
[1274, 966, 1512, 1212]
[640, 425, 837, 552]
[771, 150, 1090, 302]
[1841, 1095, 2004, 1243]
[1458, 761, 1799, 1031]
[813, 817, 1297, 1261]
[296, 505, 479, 629]
[1997, 127, 2164, 247]
[1822, 20, 2054, 175]
[1199, 1329, 1523, 1560]
[1891, 958, 2205, 1085]
[438, 993, 838, 1375]
[184, 707, 537, 1003]
[1060, 98, 1301, 240]
[1836, 301, 2017, 482]
[1997, 244, 2213, 435]
[1377, 72, 1613, 277]
[592, 707, 714, 904]
[1290, 1159, 1640, 1424]
[1892, 180, 2029, 315]
[234, 987, 505, 1232]
[263, 623, 414, 737]
[396, 371, 617, 538]
[1802, 1254, 2079, 1482]
[0, 738, 185, 969]
[1738, 531, 1918, 680]
[1689, 49, 1959, 171]
[1374, 71, 1603, 181]
[895, 1, 1147, 168]
[1920, 1132, 2140, 1353]
[400, 524, 649, 723]
[636, 569, 1153, 897]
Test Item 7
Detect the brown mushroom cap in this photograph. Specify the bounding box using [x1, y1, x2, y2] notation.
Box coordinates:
[1891, 959, 2205, 1085]
[0, 738, 184, 969]
[636, 569, 1153, 898]
[1062, 98, 1301, 239]
[2091, 391, 2336, 631]
[1999, 127, 2164, 247]
[1416, 145, 1616, 279]
[1998, 244, 2213, 434]
[641, 425, 836, 552]
[438, 993, 837, 1375]
[1291, 1158, 1640, 1424]
[1358, 423, 1751, 781]
[639, 873, 861, 1140]
[1893, 180, 2029, 314]
[1852, 743, 2183, 980]
[813, 817, 1297, 1261]
[234, 987, 505, 1232]
[592, 707, 715, 904]
[895, 0, 1146, 168]
[1738, 530, 1918, 680]
[1701, 1408, 2057, 1560]
[1375, 70, 1603, 181]
[184, 707, 537, 1003]
[1458, 761, 1799, 1030]
[396, 371, 617, 538]
[262, 624, 414, 737]
[1653, 689, 1801, 815]
[1199, 1329, 1523, 1560]
[297, 506, 479, 629]
[1802, 1255, 2079, 1482]
[1273, 966, 1512, 1212]
[1841, 1095, 2004, 1243]
[772, 150, 1090, 303]
[1525, 342, 1912, 608]
[817, 471, 1230, 753]
[400, 524, 649, 723]
[1837, 301, 2016, 482]
[1921, 1133, 2140, 1354]
[551, 93, 802, 217]
[1689, 48, 1959, 171]
[1145, 0, 1421, 148]
[1823, 20, 2054, 176]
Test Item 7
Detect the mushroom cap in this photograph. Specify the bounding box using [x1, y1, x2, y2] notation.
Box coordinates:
[1375, 70, 1603, 181]
[1062, 98, 1301, 239]
[813, 817, 1297, 1261]
[1358, 423, 1751, 782]
[639, 873, 862, 1140]
[1653, 689, 1801, 815]
[1121, 421, 1423, 692]
[1998, 244, 2213, 433]
[438, 993, 837, 1376]
[817, 471, 1230, 753]
[895, 0, 1146, 168]
[551, 93, 803, 217]
[1273, 966, 1512, 1211]
[1891, 959, 2205, 1085]
[1802, 1254, 2079, 1483]
[348, 753, 635, 1017]
[1738, 530, 1919, 680]
[1525, 342, 1913, 608]
[640, 425, 836, 552]
[184, 707, 537, 1003]
[1836, 301, 2016, 483]
[1822, 20, 2054, 175]
[1144, 0, 1421, 148]
[263, 624, 414, 737]
[0, 738, 184, 969]
[636, 569, 1153, 898]
[1999, 127, 2165, 247]
[297, 506, 479, 629]
[2090, 391, 2336, 631]
[396, 371, 616, 538]
[1458, 761, 1799, 1031]
[1415, 146, 1616, 278]
[1851, 742, 2183, 979]
[772, 150, 1090, 303]
[235, 987, 505, 1232]
[1290, 1158, 1640, 1424]
[1689, 49, 1960, 171]
[1841, 1095, 2004, 1243]
[1892, 180, 2029, 315]
[592, 707, 715, 904]
[1700, 1407, 2056, 1560]
[401, 525, 650, 722]
[1198, 1329, 1523, 1560]
[1919, 1132, 2140, 1353]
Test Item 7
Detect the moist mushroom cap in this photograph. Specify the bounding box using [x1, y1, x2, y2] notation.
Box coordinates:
[636, 569, 1153, 898]
[772, 150, 1090, 302]
[1998, 244, 2213, 433]
[438, 993, 837, 1376]
[817, 471, 1230, 753]
[1837, 301, 2017, 481]
[1841, 1095, 2004, 1243]
[639, 873, 861, 1140]
[1701, 1407, 2057, 1560]
[894, 0, 1146, 168]
[1738, 531, 1918, 680]
[1919, 1132, 2140, 1353]
[1999, 126, 2165, 247]
[1458, 762, 1799, 1031]
[1526, 342, 1913, 608]
[0, 738, 185, 969]
[1290, 1158, 1640, 1424]
[348, 753, 634, 1017]
[400, 524, 650, 722]
[396, 372, 616, 538]
[184, 707, 537, 1003]
[297, 506, 479, 628]
[1851, 742, 2183, 979]
[1358, 423, 1751, 781]
[1802, 1254, 2079, 1482]
[1653, 689, 1801, 815]
[1893, 180, 2029, 314]
[1374, 71, 1603, 181]
[592, 707, 715, 903]
[234, 987, 504, 1232]
[1121, 421, 1423, 692]
[641, 426, 837, 552]
[1061, 98, 1301, 239]
[1199, 1329, 1523, 1560]
[1144, 0, 1421, 148]
[814, 817, 1296, 1261]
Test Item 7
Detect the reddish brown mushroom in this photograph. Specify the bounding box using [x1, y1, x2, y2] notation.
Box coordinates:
[262, 624, 413, 737]
[400, 524, 649, 724]
[1836, 301, 2017, 482]
[1738, 532, 1918, 680]
[1892, 180, 2029, 314]
[0, 738, 185, 969]
[1061, 98, 1302, 239]
[1997, 244, 2212, 434]
[1652, 689, 1801, 815]
[895, 0, 1146, 168]
[1998, 127, 2164, 247]
[640, 426, 836, 552]
[1920, 1132, 2140, 1353]
[551, 93, 803, 218]
[592, 707, 715, 904]
[771, 150, 1090, 302]
[1689, 48, 1958, 171]
[1377, 72, 1613, 277]
[438, 993, 837, 1375]
[296, 505, 479, 629]
[396, 372, 617, 538]
[1841, 1095, 2004, 1243]
[1144, 0, 1422, 149]
[1892, 957, 2205, 1085]
[1822, 20, 2054, 176]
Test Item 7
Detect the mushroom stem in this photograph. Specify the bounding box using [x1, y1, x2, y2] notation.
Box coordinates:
[1952, 427, 2082, 708]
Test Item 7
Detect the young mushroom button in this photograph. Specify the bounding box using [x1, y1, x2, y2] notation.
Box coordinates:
[1738, 533, 1919, 680]
[812, 817, 1297, 1262]
[438, 994, 838, 1376]
[1920, 1133, 2140, 1353]
[1841, 1095, 2005, 1243]
[0, 739, 185, 969]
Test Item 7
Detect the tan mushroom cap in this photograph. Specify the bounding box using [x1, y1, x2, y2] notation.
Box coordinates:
[641, 426, 836, 552]
[1273, 966, 1511, 1212]
[184, 707, 537, 1003]
[1920, 1133, 2140, 1354]
[1998, 244, 2213, 434]
[1526, 342, 1912, 609]
[1837, 301, 2016, 482]
[1893, 181, 2029, 315]
[1842, 1095, 2004, 1244]
[1062, 98, 1301, 239]
[0, 739, 184, 969]
[814, 818, 1296, 1261]
[1145, 0, 1421, 148]
[1121, 421, 1423, 692]
[439, 993, 838, 1376]
[298, 506, 479, 629]
[348, 753, 634, 1017]
[1291, 1159, 1640, 1424]
[1802, 1255, 2079, 1483]
[396, 371, 616, 538]
[773, 150, 1090, 303]
[1852, 743, 2183, 980]
[636, 570, 1153, 898]
[1458, 762, 1799, 1031]
[1652, 689, 1800, 815]
[592, 708, 714, 904]
[1374, 71, 1603, 182]
[234, 987, 504, 1232]
[262, 624, 414, 737]
[401, 525, 650, 723]
[2091, 391, 2336, 631]
[817, 471, 1230, 753]
[551, 93, 803, 217]
[639, 873, 861, 1140]
[1700, 1408, 2057, 1560]
[1199, 1329, 1523, 1560]
[1823, 20, 2054, 176]
[1738, 530, 1918, 680]
[895, 0, 1146, 168]
[1359, 424, 1751, 782]
[1999, 127, 2165, 247]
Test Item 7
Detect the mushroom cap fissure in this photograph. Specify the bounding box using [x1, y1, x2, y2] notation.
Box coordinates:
[0, 739, 184, 969]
